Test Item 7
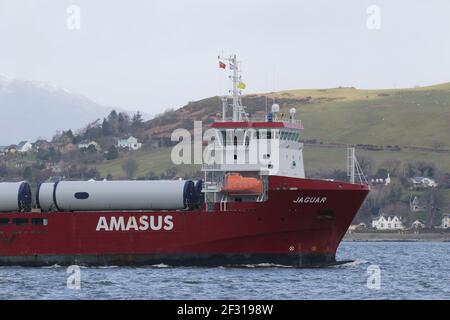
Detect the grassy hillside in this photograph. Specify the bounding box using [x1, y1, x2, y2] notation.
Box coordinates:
[96, 83, 450, 178]
[95, 144, 450, 179]
[145, 83, 450, 148]
[96, 147, 200, 179]
[284, 84, 450, 148]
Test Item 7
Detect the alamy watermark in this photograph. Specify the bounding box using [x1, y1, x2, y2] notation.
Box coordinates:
[366, 265, 381, 290]
[170, 121, 282, 171]
[66, 5, 81, 31]
[66, 265, 81, 289]
[366, 5, 381, 30]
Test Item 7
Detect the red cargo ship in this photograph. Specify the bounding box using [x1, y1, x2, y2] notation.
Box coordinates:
[0, 55, 369, 267]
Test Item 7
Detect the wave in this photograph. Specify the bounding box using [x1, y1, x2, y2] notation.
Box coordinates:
[149, 263, 170, 268]
[41, 264, 63, 269]
[332, 259, 368, 268]
[227, 263, 293, 269]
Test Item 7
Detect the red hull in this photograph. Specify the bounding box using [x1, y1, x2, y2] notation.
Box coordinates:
[0, 176, 369, 267]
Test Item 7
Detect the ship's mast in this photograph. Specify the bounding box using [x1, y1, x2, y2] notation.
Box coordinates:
[219, 54, 246, 122]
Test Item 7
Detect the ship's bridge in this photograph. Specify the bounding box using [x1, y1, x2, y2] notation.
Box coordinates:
[201, 54, 306, 210]
[204, 106, 305, 180]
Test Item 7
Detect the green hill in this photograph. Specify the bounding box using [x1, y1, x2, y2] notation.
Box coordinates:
[285, 84, 450, 148]
[96, 83, 450, 178]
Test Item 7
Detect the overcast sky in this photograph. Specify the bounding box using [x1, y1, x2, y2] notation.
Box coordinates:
[1, 0, 449, 114]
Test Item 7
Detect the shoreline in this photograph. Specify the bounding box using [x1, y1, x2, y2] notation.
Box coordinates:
[343, 232, 450, 242]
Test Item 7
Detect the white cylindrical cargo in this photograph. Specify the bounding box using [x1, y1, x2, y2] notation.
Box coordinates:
[50, 180, 194, 211]
[36, 182, 56, 212]
[0, 181, 32, 212]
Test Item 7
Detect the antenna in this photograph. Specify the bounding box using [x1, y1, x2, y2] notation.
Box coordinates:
[272, 66, 277, 106]
[218, 54, 246, 122]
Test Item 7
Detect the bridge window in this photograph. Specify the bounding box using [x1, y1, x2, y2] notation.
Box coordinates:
[32, 218, 48, 226]
[12, 218, 28, 226]
[220, 131, 226, 145]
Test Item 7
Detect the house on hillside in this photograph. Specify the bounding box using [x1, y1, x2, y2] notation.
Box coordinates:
[0, 146, 6, 156]
[33, 140, 52, 151]
[441, 215, 450, 229]
[370, 173, 391, 186]
[411, 220, 426, 229]
[17, 141, 33, 153]
[411, 177, 438, 188]
[78, 141, 101, 151]
[5, 145, 18, 154]
[372, 215, 405, 230]
[118, 136, 142, 151]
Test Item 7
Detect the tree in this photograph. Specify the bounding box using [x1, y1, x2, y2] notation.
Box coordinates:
[357, 156, 373, 176]
[380, 159, 401, 177]
[404, 161, 436, 178]
[118, 112, 131, 135]
[47, 147, 62, 162]
[102, 118, 113, 136]
[22, 166, 33, 182]
[65, 130, 74, 140]
[131, 111, 144, 128]
[122, 158, 139, 179]
[106, 145, 119, 160]
[87, 144, 97, 154]
[331, 169, 348, 182]
[375, 167, 389, 178]
[147, 171, 159, 180]
[421, 189, 446, 228]
[416, 161, 436, 177]
[83, 122, 103, 141]
[404, 162, 418, 178]
[107, 110, 119, 135]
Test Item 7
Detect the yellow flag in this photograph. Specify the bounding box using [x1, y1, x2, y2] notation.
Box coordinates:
[238, 81, 247, 90]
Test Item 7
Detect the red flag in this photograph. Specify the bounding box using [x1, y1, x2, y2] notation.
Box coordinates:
[219, 61, 226, 69]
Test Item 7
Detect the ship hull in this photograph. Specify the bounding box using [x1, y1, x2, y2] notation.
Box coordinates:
[0, 176, 369, 267]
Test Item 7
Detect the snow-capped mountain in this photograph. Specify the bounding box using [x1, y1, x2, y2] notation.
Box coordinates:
[0, 75, 118, 145]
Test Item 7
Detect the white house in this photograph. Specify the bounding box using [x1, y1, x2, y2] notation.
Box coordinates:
[17, 141, 33, 153]
[78, 141, 100, 151]
[441, 215, 450, 229]
[370, 173, 391, 186]
[372, 215, 405, 230]
[411, 220, 426, 229]
[118, 136, 142, 151]
[411, 177, 438, 188]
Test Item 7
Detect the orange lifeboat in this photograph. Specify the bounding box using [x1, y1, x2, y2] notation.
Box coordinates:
[222, 173, 263, 195]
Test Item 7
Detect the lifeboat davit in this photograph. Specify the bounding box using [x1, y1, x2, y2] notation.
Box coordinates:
[222, 173, 263, 195]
